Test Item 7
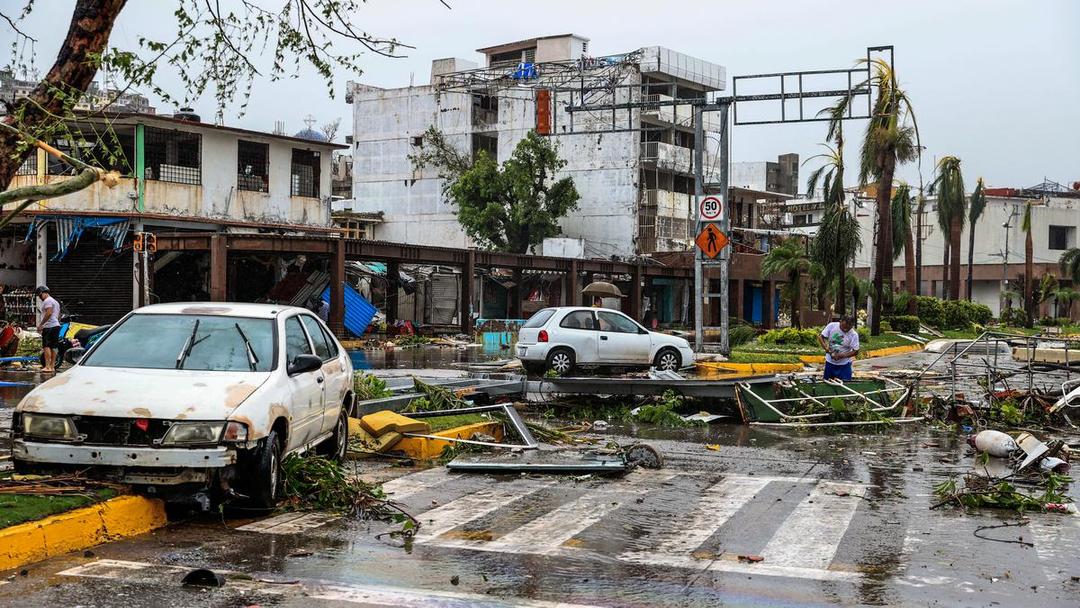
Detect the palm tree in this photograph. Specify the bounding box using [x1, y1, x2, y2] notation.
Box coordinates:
[930, 156, 966, 300]
[1054, 287, 1079, 321]
[890, 183, 917, 312]
[1022, 200, 1035, 326]
[966, 178, 987, 301]
[806, 142, 861, 318]
[826, 59, 920, 334]
[762, 238, 812, 329]
[1060, 247, 1080, 284]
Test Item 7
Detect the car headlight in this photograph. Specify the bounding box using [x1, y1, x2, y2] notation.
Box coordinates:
[22, 413, 78, 440]
[160, 421, 226, 445]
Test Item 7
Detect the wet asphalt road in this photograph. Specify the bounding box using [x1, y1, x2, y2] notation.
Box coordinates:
[2, 349, 1080, 606]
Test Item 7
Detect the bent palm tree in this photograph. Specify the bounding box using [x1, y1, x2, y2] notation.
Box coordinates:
[806, 140, 861, 318]
[930, 156, 966, 300]
[890, 183, 916, 312]
[966, 178, 987, 301]
[762, 238, 812, 329]
[826, 59, 920, 333]
[1060, 247, 1080, 284]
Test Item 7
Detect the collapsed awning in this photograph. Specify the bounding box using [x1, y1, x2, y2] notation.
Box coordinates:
[25, 216, 129, 261]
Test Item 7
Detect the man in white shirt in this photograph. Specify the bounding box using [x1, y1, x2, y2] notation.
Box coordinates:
[35, 285, 61, 373]
[817, 316, 860, 381]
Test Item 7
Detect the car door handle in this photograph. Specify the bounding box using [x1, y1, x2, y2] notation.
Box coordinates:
[600, 335, 608, 340]
[316, 376, 324, 384]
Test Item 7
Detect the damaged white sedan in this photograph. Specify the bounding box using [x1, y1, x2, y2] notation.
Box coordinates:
[11, 303, 354, 508]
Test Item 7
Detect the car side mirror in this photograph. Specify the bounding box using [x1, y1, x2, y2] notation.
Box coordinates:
[64, 347, 86, 364]
[288, 354, 322, 375]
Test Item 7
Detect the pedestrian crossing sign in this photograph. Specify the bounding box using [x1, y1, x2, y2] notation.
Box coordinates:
[695, 223, 728, 259]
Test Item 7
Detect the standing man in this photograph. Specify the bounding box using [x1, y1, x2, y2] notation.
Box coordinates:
[35, 286, 61, 373]
[817, 315, 860, 381]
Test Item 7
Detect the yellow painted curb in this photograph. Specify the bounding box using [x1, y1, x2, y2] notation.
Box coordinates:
[865, 343, 924, 358]
[0, 495, 167, 572]
[393, 422, 505, 461]
[696, 361, 805, 376]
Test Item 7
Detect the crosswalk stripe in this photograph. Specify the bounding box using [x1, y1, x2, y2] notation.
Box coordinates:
[381, 467, 454, 501]
[759, 481, 866, 570]
[414, 480, 556, 542]
[621, 475, 772, 562]
[237, 511, 339, 534]
[439, 488, 644, 554]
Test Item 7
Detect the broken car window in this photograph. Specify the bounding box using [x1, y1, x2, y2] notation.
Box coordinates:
[83, 314, 274, 372]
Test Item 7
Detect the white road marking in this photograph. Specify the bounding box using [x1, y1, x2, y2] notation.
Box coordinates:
[381, 467, 454, 501]
[236, 511, 339, 534]
[620, 475, 772, 563]
[414, 481, 556, 542]
[60, 559, 601, 607]
[438, 489, 643, 554]
[759, 481, 867, 570]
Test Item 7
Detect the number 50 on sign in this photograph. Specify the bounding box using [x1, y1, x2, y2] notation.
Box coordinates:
[699, 196, 723, 221]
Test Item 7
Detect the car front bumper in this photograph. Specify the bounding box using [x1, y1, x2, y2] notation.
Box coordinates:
[678, 346, 696, 368]
[13, 440, 236, 469]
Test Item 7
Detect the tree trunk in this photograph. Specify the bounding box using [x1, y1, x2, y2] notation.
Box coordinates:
[966, 217, 977, 302]
[942, 241, 950, 299]
[914, 196, 924, 295]
[871, 153, 896, 335]
[0, 0, 128, 187]
[949, 216, 963, 300]
[1025, 231, 1034, 326]
[791, 279, 801, 330]
[904, 226, 917, 313]
[836, 268, 846, 317]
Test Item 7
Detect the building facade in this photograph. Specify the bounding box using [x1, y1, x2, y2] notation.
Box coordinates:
[340, 34, 726, 258]
[730, 153, 800, 196]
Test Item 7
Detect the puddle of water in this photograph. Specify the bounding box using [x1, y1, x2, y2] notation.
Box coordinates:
[349, 344, 508, 370]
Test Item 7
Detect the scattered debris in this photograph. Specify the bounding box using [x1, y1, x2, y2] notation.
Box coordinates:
[705, 444, 722, 452]
[181, 568, 226, 588]
[735, 374, 913, 426]
[932, 472, 1074, 513]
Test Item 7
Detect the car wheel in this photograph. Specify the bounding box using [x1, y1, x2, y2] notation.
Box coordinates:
[654, 348, 681, 372]
[246, 430, 283, 509]
[545, 348, 575, 376]
[317, 407, 349, 462]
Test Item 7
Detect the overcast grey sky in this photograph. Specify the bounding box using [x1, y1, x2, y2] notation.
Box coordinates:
[5, 0, 1078, 190]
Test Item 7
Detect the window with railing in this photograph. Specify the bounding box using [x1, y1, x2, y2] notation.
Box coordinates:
[237, 140, 269, 192]
[15, 154, 36, 176]
[45, 127, 136, 177]
[144, 127, 201, 185]
[290, 149, 320, 197]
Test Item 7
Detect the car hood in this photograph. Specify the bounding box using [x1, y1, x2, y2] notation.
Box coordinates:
[16, 366, 271, 420]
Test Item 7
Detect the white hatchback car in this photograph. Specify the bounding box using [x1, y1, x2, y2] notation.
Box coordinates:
[516, 307, 694, 375]
[11, 303, 354, 508]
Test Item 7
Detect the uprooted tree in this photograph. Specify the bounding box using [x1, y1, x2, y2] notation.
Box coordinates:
[410, 127, 580, 254]
[0, 0, 412, 216]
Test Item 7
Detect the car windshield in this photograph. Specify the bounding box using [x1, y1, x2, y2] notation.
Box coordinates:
[522, 309, 556, 328]
[82, 314, 275, 372]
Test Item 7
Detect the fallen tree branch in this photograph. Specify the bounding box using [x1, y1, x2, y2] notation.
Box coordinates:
[0, 167, 118, 231]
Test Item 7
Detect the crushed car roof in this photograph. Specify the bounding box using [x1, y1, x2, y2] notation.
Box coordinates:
[134, 302, 301, 319]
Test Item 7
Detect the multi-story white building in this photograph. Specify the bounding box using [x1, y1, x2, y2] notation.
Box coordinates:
[851, 185, 1080, 317]
[340, 34, 726, 258]
[4, 111, 343, 323]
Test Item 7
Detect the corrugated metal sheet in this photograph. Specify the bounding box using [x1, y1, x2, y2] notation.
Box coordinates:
[47, 231, 134, 325]
[321, 283, 376, 337]
[429, 273, 459, 325]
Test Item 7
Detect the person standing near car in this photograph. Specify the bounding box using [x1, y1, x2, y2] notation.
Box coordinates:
[817, 315, 859, 382]
[35, 286, 61, 373]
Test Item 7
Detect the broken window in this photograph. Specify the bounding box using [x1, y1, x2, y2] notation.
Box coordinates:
[1049, 225, 1075, 250]
[290, 149, 321, 198]
[144, 127, 201, 184]
[237, 140, 270, 192]
[472, 94, 499, 128]
[15, 153, 36, 176]
[471, 133, 498, 161]
[46, 125, 136, 177]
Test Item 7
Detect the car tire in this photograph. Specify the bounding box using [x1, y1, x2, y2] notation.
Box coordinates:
[246, 430, 283, 509]
[317, 407, 350, 462]
[546, 348, 575, 376]
[654, 348, 681, 372]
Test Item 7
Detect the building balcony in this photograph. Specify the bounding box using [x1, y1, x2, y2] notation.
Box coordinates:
[639, 142, 721, 180]
[642, 188, 693, 219]
[640, 94, 724, 133]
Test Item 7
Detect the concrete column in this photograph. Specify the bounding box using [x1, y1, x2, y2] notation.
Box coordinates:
[762, 281, 774, 329]
[629, 264, 643, 320]
[511, 268, 523, 318]
[35, 225, 47, 288]
[209, 234, 227, 301]
[385, 260, 399, 326]
[566, 259, 580, 306]
[460, 249, 475, 335]
[330, 238, 346, 337]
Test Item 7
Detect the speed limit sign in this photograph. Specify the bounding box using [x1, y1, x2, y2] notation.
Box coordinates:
[699, 196, 723, 221]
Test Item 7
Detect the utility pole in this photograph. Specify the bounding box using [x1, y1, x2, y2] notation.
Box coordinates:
[693, 106, 704, 352]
